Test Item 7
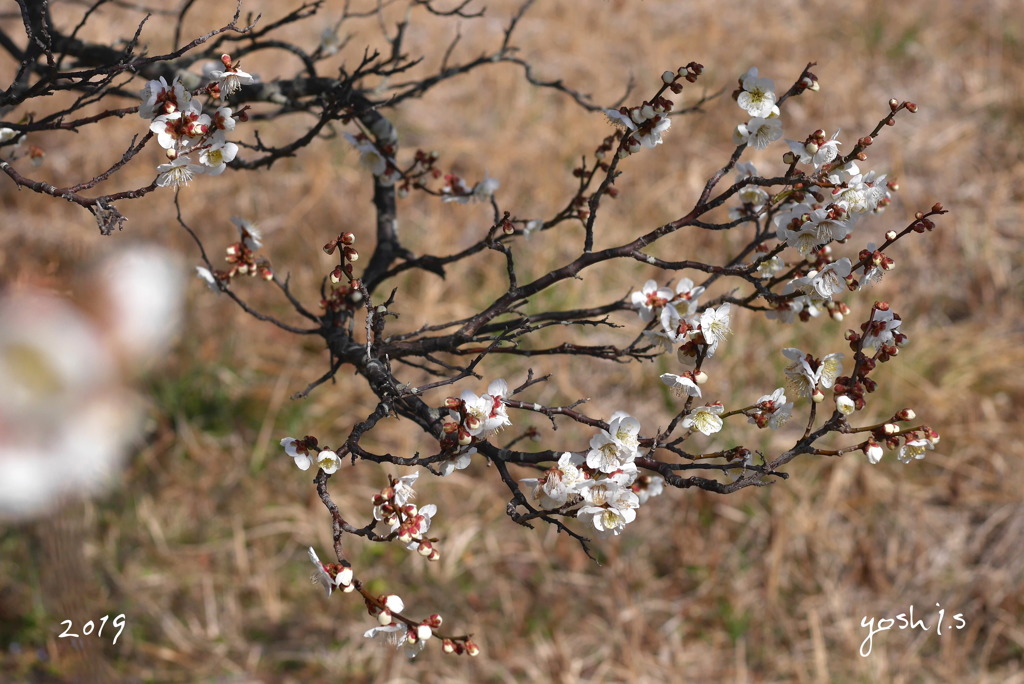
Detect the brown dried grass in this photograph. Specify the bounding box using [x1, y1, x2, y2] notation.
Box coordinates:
[2, 0, 1023, 682]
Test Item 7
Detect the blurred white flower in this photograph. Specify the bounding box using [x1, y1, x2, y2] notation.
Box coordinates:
[0, 246, 184, 519]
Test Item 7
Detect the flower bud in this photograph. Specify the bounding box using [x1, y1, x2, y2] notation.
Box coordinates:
[661, 71, 675, 84]
[883, 423, 900, 435]
[383, 594, 404, 613]
[377, 610, 393, 626]
[693, 370, 709, 385]
[895, 408, 916, 421]
[812, 388, 825, 403]
[863, 440, 884, 464]
[442, 638, 457, 654]
[466, 640, 480, 656]
[885, 230, 897, 240]
[416, 624, 433, 641]
[336, 566, 354, 587]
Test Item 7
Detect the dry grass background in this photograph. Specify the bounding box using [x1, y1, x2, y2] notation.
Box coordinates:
[1, 0, 1023, 682]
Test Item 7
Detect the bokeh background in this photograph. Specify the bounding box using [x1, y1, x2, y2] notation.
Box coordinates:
[1, 0, 1022, 681]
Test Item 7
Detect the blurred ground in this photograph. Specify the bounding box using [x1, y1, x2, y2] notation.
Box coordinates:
[1, 0, 1022, 682]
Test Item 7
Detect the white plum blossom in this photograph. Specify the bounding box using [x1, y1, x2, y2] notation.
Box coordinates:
[139, 76, 189, 119]
[755, 254, 786, 278]
[736, 67, 777, 118]
[307, 547, 352, 597]
[457, 379, 511, 438]
[577, 482, 640, 536]
[437, 447, 474, 476]
[835, 171, 888, 215]
[155, 156, 202, 188]
[212, 106, 236, 131]
[208, 55, 254, 98]
[605, 105, 672, 150]
[315, 449, 340, 475]
[861, 307, 904, 351]
[472, 173, 500, 201]
[634, 115, 671, 149]
[364, 624, 426, 657]
[586, 411, 641, 473]
[898, 438, 932, 464]
[682, 403, 724, 435]
[195, 266, 221, 292]
[631, 279, 677, 328]
[344, 132, 401, 185]
[631, 474, 664, 505]
[809, 258, 852, 299]
[441, 173, 500, 203]
[787, 130, 841, 168]
[735, 116, 782, 150]
[661, 372, 702, 398]
[308, 547, 335, 597]
[520, 452, 585, 509]
[698, 303, 732, 357]
[198, 135, 238, 175]
[749, 387, 793, 429]
[281, 437, 314, 470]
[783, 348, 844, 397]
[231, 217, 263, 250]
[673, 278, 706, 316]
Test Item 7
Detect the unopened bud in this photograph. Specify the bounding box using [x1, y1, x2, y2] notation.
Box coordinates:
[442, 639, 457, 654]
[662, 70, 675, 84]
[416, 624, 433, 641]
[693, 370, 709, 385]
[885, 230, 897, 240]
[377, 610, 393, 626]
[883, 423, 900, 435]
[812, 388, 825, 403]
[466, 641, 480, 656]
[863, 440, 884, 464]
[336, 566, 354, 587]
[896, 408, 916, 421]
[889, 98, 899, 111]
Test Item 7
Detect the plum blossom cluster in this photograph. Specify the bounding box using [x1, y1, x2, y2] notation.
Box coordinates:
[301, 463, 478, 657]
[732, 66, 785, 150]
[603, 63, 703, 158]
[139, 55, 251, 188]
[195, 218, 273, 290]
[520, 412, 665, 536]
[372, 473, 441, 560]
[631, 278, 732, 365]
[860, 421, 940, 465]
[308, 545, 477, 657]
[437, 379, 511, 474]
